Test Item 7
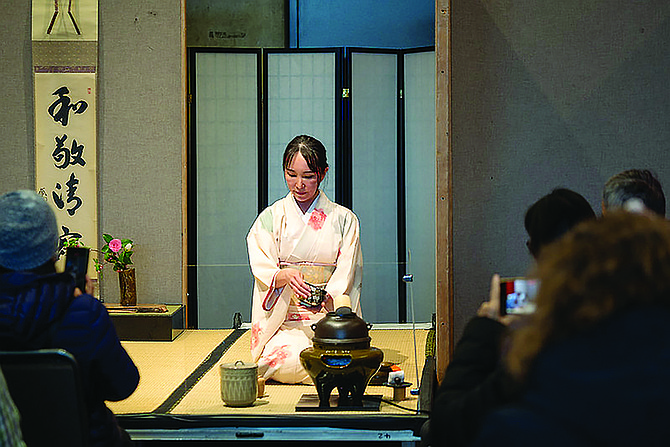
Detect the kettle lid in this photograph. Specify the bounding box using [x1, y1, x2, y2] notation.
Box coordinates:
[311, 306, 371, 344]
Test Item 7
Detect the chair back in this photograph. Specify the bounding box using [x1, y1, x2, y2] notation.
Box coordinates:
[0, 349, 88, 447]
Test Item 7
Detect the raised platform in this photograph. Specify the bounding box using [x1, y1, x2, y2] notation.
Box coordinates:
[108, 328, 432, 442]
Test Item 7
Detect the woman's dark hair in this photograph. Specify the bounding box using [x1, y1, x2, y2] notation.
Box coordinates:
[283, 135, 328, 181]
[524, 188, 596, 258]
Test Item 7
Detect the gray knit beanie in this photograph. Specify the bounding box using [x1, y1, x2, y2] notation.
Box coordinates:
[0, 190, 59, 271]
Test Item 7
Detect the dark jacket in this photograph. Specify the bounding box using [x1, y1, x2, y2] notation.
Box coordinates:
[474, 307, 670, 446]
[430, 316, 521, 447]
[0, 270, 140, 447]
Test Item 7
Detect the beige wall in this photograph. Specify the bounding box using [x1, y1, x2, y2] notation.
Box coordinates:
[451, 0, 670, 337]
[0, 2, 184, 306]
[0, 2, 34, 189]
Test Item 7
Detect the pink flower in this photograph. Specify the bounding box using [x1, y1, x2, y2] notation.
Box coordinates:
[109, 239, 123, 252]
[308, 209, 327, 230]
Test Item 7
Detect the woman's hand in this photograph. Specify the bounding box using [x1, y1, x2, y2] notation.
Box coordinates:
[73, 275, 95, 297]
[477, 274, 515, 325]
[275, 268, 311, 298]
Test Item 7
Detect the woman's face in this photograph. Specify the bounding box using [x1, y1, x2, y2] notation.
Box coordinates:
[284, 152, 326, 206]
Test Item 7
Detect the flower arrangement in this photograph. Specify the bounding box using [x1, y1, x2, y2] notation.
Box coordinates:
[95, 233, 134, 273]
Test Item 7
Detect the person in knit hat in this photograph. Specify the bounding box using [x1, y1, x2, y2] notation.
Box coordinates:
[0, 190, 139, 447]
[0, 190, 59, 271]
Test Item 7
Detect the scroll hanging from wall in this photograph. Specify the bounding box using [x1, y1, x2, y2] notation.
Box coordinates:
[32, 0, 98, 278]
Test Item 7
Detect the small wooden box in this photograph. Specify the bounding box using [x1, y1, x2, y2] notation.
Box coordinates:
[105, 304, 185, 341]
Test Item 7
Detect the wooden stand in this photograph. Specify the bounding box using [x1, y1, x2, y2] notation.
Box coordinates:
[295, 394, 382, 412]
[106, 304, 185, 341]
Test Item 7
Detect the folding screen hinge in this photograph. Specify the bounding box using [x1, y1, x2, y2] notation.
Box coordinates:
[342, 88, 350, 98]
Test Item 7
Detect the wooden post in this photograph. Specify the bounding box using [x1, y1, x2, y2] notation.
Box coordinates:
[435, 0, 453, 382]
[181, 0, 189, 315]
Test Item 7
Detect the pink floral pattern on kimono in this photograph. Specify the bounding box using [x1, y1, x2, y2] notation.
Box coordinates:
[263, 344, 291, 368]
[250, 322, 262, 350]
[308, 208, 327, 230]
[288, 310, 314, 321]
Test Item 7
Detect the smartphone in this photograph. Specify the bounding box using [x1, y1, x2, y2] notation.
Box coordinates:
[65, 247, 90, 292]
[499, 277, 539, 316]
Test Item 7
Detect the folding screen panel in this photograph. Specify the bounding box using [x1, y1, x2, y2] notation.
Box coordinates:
[350, 51, 399, 323]
[190, 48, 434, 327]
[193, 51, 260, 328]
[404, 50, 436, 323]
[265, 51, 339, 206]
[350, 48, 435, 324]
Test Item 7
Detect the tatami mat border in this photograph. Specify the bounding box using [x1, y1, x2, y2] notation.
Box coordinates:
[152, 329, 247, 414]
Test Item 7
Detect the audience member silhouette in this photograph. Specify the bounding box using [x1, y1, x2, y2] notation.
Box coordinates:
[0, 190, 139, 447]
[0, 366, 25, 446]
[474, 212, 670, 446]
[428, 188, 596, 447]
[602, 169, 665, 216]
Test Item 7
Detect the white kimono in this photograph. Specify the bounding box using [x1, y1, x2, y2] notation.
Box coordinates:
[247, 191, 363, 383]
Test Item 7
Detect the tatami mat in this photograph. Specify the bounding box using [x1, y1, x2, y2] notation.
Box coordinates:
[107, 330, 232, 414]
[109, 328, 427, 416]
[172, 328, 427, 415]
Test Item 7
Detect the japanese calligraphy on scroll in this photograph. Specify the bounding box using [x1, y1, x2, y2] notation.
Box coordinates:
[35, 72, 97, 254]
[33, 0, 98, 267]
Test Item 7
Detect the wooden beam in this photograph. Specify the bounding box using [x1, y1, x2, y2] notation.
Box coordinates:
[181, 0, 189, 314]
[435, 0, 453, 382]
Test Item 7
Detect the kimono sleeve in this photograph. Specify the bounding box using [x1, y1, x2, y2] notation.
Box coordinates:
[247, 208, 286, 311]
[247, 207, 290, 360]
[247, 209, 281, 288]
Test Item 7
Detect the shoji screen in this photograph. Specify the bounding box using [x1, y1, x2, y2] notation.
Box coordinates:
[266, 51, 338, 205]
[190, 48, 434, 327]
[404, 50, 436, 322]
[351, 52, 399, 323]
[193, 51, 260, 328]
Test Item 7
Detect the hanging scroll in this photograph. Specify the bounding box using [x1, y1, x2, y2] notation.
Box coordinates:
[32, 0, 98, 274]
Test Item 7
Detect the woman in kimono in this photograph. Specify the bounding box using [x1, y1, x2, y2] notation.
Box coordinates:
[247, 135, 363, 384]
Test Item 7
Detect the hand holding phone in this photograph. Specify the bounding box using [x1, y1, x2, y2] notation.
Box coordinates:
[477, 274, 504, 321]
[65, 247, 90, 293]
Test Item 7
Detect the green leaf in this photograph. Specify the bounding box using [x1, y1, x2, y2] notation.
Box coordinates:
[64, 237, 82, 248]
[102, 234, 113, 243]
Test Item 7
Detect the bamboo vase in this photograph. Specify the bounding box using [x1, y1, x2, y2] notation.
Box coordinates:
[118, 268, 137, 306]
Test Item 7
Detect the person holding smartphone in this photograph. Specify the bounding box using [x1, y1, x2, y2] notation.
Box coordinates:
[0, 190, 139, 447]
[428, 188, 596, 447]
[475, 212, 670, 446]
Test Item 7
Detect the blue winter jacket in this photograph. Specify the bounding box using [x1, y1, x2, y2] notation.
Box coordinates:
[0, 270, 140, 447]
